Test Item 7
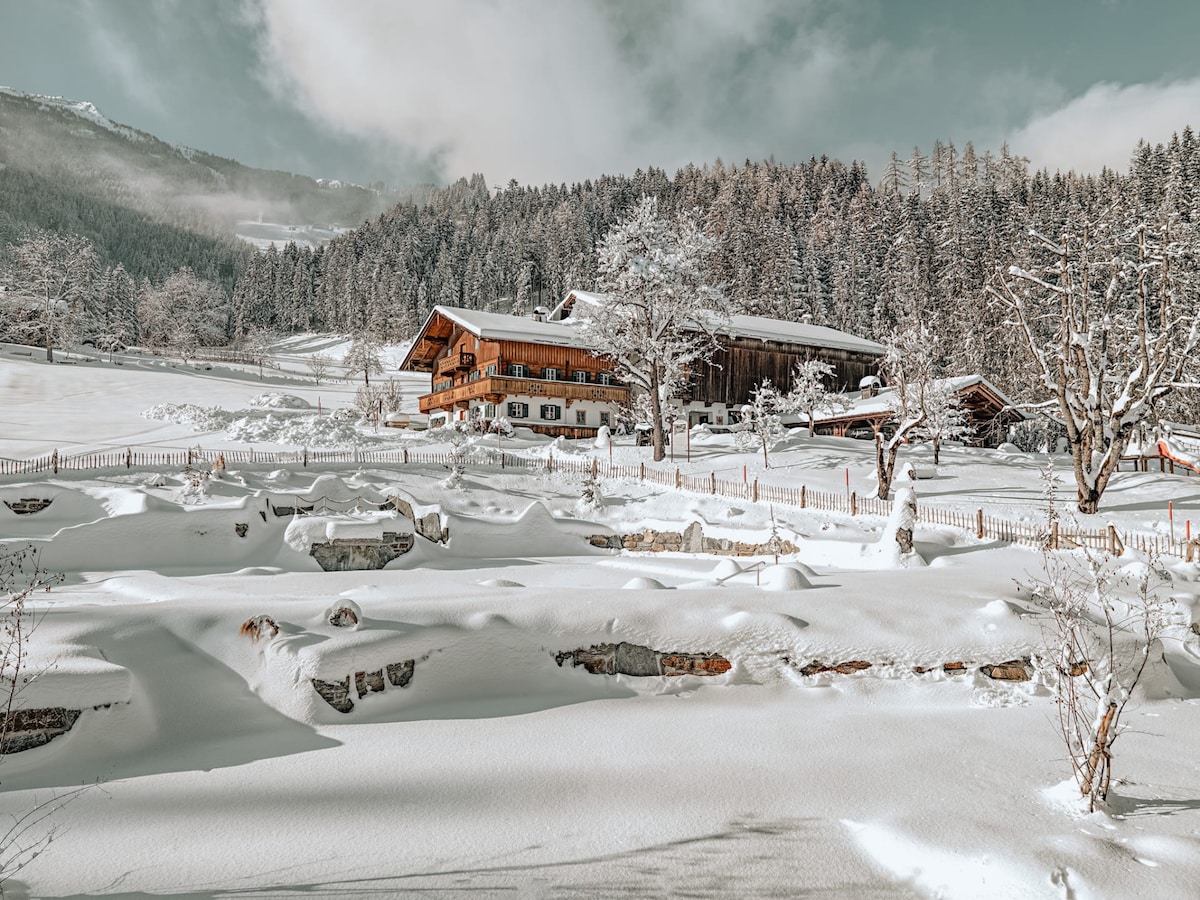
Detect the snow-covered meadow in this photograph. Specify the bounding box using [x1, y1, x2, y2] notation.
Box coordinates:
[2, 343, 1200, 898]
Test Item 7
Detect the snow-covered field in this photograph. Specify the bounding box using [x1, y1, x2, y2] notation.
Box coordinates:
[2, 343, 1200, 898]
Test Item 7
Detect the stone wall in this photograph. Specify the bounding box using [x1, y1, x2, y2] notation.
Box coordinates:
[3, 498, 53, 515]
[312, 659, 415, 713]
[0, 706, 81, 753]
[588, 521, 798, 557]
[309, 532, 415, 571]
[555, 642, 732, 677]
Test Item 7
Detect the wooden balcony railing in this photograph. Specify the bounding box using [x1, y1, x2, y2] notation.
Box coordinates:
[436, 351, 476, 377]
[419, 375, 629, 413]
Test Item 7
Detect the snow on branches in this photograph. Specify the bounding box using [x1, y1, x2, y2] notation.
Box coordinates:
[990, 212, 1200, 513]
[588, 195, 726, 462]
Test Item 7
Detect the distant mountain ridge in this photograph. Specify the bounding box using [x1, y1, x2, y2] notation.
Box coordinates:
[0, 86, 427, 287]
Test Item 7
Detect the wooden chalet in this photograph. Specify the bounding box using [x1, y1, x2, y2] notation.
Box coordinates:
[400, 294, 888, 436]
[399, 306, 628, 437]
[805, 375, 1025, 446]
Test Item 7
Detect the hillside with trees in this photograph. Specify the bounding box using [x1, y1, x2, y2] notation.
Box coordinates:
[224, 132, 1200, 422]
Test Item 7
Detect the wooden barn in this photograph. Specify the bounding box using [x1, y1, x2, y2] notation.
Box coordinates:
[805, 375, 1025, 447]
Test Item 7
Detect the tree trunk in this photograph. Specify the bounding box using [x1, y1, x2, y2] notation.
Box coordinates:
[932, 437, 941, 465]
[649, 369, 666, 463]
[875, 434, 898, 500]
[761, 435, 769, 469]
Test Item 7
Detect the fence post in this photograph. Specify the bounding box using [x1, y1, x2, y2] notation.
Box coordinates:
[800, 485, 806, 508]
[1107, 525, 1118, 555]
[752, 479, 759, 503]
[850, 491, 857, 516]
[52, 449, 58, 474]
[711, 472, 716, 494]
[125, 447, 132, 469]
[675, 468, 681, 489]
[1050, 520, 1059, 550]
[640, 462, 645, 480]
[977, 509, 984, 540]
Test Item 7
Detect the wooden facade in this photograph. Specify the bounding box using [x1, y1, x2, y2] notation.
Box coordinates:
[688, 337, 880, 406]
[402, 308, 628, 438]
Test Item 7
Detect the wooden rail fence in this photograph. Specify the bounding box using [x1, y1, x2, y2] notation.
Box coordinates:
[1, 446, 1195, 560]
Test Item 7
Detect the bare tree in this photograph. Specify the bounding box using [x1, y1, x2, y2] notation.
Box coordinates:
[735, 378, 787, 468]
[990, 213, 1200, 513]
[874, 324, 937, 499]
[914, 380, 973, 464]
[307, 352, 333, 385]
[0, 545, 76, 890]
[589, 196, 726, 462]
[343, 333, 384, 387]
[244, 327, 280, 380]
[1, 230, 98, 363]
[138, 268, 228, 359]
[1028, 550, 1167, 812]
[788, 358, 848, 437]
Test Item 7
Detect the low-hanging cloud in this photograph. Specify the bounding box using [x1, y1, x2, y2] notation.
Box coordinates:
[250, 0, 871, 185]
[1007, 79, 1200, 174]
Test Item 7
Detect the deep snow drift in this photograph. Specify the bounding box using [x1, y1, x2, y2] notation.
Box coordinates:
[1, 344, 1200, 898]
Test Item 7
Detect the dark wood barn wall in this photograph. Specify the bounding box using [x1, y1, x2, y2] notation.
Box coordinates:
[689, 339, 880, 406]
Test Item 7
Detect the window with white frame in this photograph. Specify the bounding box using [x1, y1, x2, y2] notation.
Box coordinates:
[598, 373, 614, 385]
[600, 412, 610, 426]
[542, 367, 560, 381]
[540, 404, 561, 421]
[508, 363, 527, 378]
[508, 402, 528, 418]
[485, 364, 496, 376]
[575, 410, 587, 425]
[573, 370, 589, 383]
[484, 403, 497, 418]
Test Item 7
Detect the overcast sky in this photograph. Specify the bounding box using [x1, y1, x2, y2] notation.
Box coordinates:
[3, 0, 1200, 189]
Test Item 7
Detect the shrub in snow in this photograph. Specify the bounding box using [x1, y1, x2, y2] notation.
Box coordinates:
[249, 393, 311, 410]
[593, 424, 611, 449]
[1026, 551, 1170, 811]
[877, 487, 922, 565]
[177, 467, 210, 505]
[578, 467, 603, 511]
[441, 422, 471, 490]
[239, 615, 279, 643]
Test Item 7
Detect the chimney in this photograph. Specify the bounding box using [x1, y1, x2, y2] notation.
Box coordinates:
[860, 375, 881, 399]
[532, 305, 549, 322]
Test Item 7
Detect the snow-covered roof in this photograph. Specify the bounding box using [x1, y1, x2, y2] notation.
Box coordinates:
[554, 290, 885, 355]
[432, 305, 592, 349]
[802, 374, 1024, 424]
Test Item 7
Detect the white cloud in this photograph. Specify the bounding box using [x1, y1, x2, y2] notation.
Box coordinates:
[250, 0, 864, 184]
[1007, 79, 1200, 173]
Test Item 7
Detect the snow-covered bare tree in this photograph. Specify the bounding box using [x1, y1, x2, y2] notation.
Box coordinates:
[244, 327, 279, 380]
[735, 378, 788, 468]
[138, 268, 228, 358]
[343, 333, 384, 387]
[307, 352, 333, 385]
[788, 358, 849, 436]
[874, 324, 937, 498]
[1, 230, 98, 362]
[1027, 551, 1168, 812]
[588, 195, 726, 462]
[914, 380, 972, 464]
[990, 214, 1200, 513]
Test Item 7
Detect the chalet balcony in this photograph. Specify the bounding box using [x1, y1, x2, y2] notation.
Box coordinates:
[436, 351, 476, 377]
[419, 375, 629, 414]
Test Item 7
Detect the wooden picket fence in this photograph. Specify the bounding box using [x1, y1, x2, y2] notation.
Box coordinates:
[2, 445, 1197, 560]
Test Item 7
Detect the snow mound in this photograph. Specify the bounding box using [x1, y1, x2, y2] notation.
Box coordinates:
[249, 393, 312, 410]
[711, 559, 744, 581]
[143, 403, 235, 432]
[479, 578, 525, 588]
[622, 577, 669, 590]
[759, 565, 812, 591]
[226, 413, 375, 448]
